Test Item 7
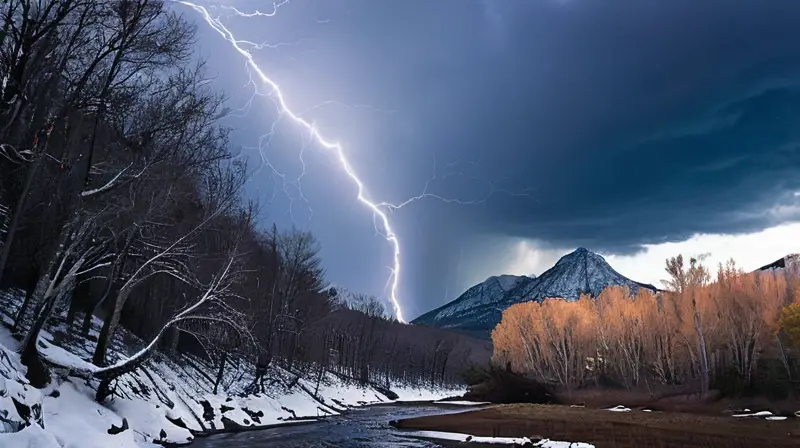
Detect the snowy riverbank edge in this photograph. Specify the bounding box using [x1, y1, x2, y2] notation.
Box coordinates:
[0, 325, 467, 448]
[0, 294, 467, 448]
[182, 400, 492, 443]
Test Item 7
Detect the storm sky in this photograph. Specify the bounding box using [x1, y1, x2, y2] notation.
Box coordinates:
[184, 0, 800, 319]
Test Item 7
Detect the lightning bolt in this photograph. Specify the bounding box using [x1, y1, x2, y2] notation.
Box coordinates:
[179, 0, 410, 322]
[379, 157, 539, 210]
[177, 1, 537, 324]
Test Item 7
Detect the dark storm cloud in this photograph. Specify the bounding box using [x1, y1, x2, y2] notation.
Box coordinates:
[191, 0, 800, 318]
[418, 0, 800, 249]
[380, 0, 800, 314]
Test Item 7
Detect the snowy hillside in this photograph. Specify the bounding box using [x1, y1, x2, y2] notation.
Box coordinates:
[412, 248, 656, 339]
[0, 291, 464, 447]
[412, 274, 536, 338]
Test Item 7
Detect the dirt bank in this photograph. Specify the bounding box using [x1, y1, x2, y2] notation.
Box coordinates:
[391, 404, 800, 448]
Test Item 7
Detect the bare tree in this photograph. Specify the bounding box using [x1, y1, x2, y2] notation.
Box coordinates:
[93, 251, 251, 402]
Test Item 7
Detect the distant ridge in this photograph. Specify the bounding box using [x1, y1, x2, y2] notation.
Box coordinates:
[756, 253, 800, 272]
[412, 247, 656, 339]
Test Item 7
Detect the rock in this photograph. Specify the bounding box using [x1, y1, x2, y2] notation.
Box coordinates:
[281, 406, 297, 419]
[242, 407, 263, 424]
[107, 418, 129, 435]
[165, 415, 187, 429]
[199, 400, 215, 422]
[220, 416, 244, 430]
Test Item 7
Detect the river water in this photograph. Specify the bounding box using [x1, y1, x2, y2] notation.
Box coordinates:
[190, 405, 473, 448]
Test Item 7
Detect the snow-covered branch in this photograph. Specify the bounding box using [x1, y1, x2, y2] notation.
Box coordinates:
[0, 143, 33, 163]
[80, 162, 133, 197]
[93, 255, 249, 385]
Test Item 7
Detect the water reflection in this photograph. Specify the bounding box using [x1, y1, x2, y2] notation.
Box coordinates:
[191, 405, 472, 448]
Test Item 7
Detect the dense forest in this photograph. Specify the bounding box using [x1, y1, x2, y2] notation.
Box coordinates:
[492, 255, 800, 397]
[0, 0, 487, 403]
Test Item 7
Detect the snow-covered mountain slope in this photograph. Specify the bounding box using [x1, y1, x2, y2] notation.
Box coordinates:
[412, 248, 656, 339]
[757, 253, 800, 274]
[507, 247, 656, 305]
[411, 275, 536, 339]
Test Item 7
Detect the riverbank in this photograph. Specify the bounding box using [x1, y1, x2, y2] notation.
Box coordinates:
[182, 400, 489, 445]
[391, 403, 800, 447]
[189, 404, 491, 448]
[0, 319, 465, 447]
[0, 290, 465, 447]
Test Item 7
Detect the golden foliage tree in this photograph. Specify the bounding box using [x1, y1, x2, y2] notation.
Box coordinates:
[713, 261, 787, 382]
[779, 303, 800, 348]
[492, 254, 800, 393]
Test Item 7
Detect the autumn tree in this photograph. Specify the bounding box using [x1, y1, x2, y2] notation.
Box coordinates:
[494, 254, 800, 395]
[663, 254, 712, 394]
[493, 296, 596, 390]
[713, 261, 787, 384]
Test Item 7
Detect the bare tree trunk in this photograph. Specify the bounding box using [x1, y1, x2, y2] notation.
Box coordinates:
[66, 273, 89, 335]
[21, 278, 75, 386]
[776, 334, 792, 381]
[81, 300, 96, 336]
[213, 352, 227, 394]
[84, 229, 134, 337]
[12, 267, 40, 332]
[0, 154, 43, 286]
[16, 220, 73, 328]
[93, 286, 131, 366]
[693, 297, 710, 395]
[314, 363, 324, 397]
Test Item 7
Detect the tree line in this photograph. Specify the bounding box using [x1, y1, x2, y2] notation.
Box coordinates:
[492, 255, 800, 396]
[308, 292, 489, 392]
[0, 0, 485, 402]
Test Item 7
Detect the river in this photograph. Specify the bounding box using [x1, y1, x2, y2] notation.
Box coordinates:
[190, 404, 476, 448]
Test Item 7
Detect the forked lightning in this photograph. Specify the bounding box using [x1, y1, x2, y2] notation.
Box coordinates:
[179, 0, 409, 322]
[178, 1, 536, 323]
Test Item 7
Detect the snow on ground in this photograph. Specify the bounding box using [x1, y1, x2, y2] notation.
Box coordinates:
[0, 424, 61, 448]
[42, 381, 144, 448]
[730, 410, 793, 420]
[404, 430, 595, 447]
[732, 410, 773, 418]
[308, 377, 387, 410]
[604, 405, 631, 412]
[432, 400, 490, 406]
[391, 384, 466, 402]
[0, 290, 465, 447]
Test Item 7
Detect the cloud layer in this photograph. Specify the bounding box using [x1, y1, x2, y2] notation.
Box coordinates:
[191, 0, 800, 318]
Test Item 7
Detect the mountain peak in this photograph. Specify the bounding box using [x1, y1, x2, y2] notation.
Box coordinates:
[527, 247, 654, 304]
[412, 246, 657, 339]
[555, 246, 605, 266]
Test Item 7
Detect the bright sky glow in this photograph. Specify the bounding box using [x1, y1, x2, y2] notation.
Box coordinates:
[491, 221, 800, 291]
